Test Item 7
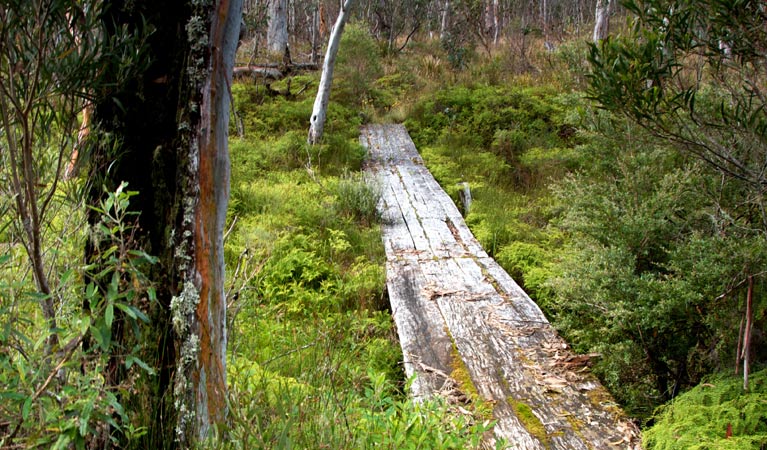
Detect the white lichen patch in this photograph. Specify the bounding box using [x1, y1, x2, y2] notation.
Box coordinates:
[170, 281, 199, 335]
[181, 333, 200, 366]
[185, 16, 208, 53]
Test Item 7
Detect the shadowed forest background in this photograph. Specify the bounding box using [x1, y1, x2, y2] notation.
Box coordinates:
[0, 0, 765, 448]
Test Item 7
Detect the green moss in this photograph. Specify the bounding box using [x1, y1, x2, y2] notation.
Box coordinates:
[509, 399, 549, 447]
[585, 385, 622, 416]
[643, 369, 767, 449]
[446, 340, 496, 420]
[450, 345, 479, 399]
[564, 413, 586, 442]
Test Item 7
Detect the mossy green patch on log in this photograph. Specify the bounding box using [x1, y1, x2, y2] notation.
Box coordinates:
[509, 398, 549, 447]
[450, 344, 478, 398]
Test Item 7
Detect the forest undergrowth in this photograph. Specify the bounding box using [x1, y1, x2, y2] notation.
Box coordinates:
[219, 67, 492, 447]
[228, 22, 766, 449]
[2, 11, 765, 448]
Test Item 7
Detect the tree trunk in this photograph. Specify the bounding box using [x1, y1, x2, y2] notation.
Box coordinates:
[311, 1, 320, 64]
[440, 0, 450, 39]
[593, 0, 610, 43]
[91, 0, 242, 446]
[267, 0, 289, 55]
[493, 0, 500, 45]
[484, 0, 495, 44]
[307, 0, 354, 145]
[743, 275, 753, 390]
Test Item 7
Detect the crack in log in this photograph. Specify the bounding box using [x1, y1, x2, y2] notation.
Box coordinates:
[361, 124, 642, 450]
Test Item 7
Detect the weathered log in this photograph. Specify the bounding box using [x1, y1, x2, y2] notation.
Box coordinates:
[362, 124, 641, 449]
[232, 62, 320, 80]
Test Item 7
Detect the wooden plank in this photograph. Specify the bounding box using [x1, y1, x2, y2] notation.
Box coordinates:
[362, 124, 641, 449]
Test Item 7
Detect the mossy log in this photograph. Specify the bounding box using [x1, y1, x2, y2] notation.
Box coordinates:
[362, 124, 641, 449]
[232, 62, 319, 80]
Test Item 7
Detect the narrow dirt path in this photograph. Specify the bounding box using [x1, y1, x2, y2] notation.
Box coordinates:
[362, 124, 640, 449]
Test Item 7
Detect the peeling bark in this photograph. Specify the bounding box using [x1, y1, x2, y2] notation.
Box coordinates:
[593, 0, 610, 43]
[185, 0, 241, 441]
[91, 0, 242, 446]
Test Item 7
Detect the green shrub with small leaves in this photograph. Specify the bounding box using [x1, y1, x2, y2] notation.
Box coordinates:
[0, 184, 156, 448]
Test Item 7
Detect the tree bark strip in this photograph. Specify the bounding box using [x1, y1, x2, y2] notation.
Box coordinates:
[188, 0, 242, 438]
[593, 0, 611, 42]
[743, 275, 753, 390]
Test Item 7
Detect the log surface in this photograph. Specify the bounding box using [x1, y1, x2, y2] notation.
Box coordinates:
[362, 124, 640, 449]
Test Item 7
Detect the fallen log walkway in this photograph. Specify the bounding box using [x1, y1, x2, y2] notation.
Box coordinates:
[361, 124, 640, 449]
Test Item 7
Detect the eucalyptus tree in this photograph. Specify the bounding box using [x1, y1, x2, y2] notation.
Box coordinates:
[308, 0, 354, 145]
[589, 0, 767, 230]
[585, 0, 767, 397]
[0, 0, 105, 357]
[267, 0, 289, 55]
[593, 0, 610, 42]
[88, 0, 243, 446]
[0, 0, 242, 447]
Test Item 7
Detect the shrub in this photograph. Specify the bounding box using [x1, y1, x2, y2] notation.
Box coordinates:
[335, 24, 383, 108]
[335, 172, 382, 226]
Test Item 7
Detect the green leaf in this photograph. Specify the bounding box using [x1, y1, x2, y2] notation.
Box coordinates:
[107, 272, 119, 302]
[79, 400, 93, 436]
[127, 249, 158, 264]
[129, 356, 155, 375]
[0, 391, 26, 401]
[105, 302, 114, 328]
[115, 302, 136, 320]
[22, 395, 32, 420]
[147, 287, 157, 303]
[90, 324, 110, 352]
[79, 316, 91, 335]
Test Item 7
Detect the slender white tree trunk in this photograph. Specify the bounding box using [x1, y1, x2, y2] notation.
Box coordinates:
[493, 0, 500, 45]
[593, 0, 610, 43]
[307, 0, 354, 145]
[267, 0, 288, 55]
[484, 0, 495, 43]
[440, 0, 450, 39]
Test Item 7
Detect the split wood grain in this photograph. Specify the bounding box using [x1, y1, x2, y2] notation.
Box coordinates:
[362, 124, 640, 449]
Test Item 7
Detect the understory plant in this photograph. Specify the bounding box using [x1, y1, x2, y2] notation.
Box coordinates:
[223, 78, 491, 447]
[1, 184, 157, 448]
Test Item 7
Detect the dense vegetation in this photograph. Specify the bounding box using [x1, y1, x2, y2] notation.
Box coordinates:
[219, 69, 492, 447]
[1, 0, 766, 447]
